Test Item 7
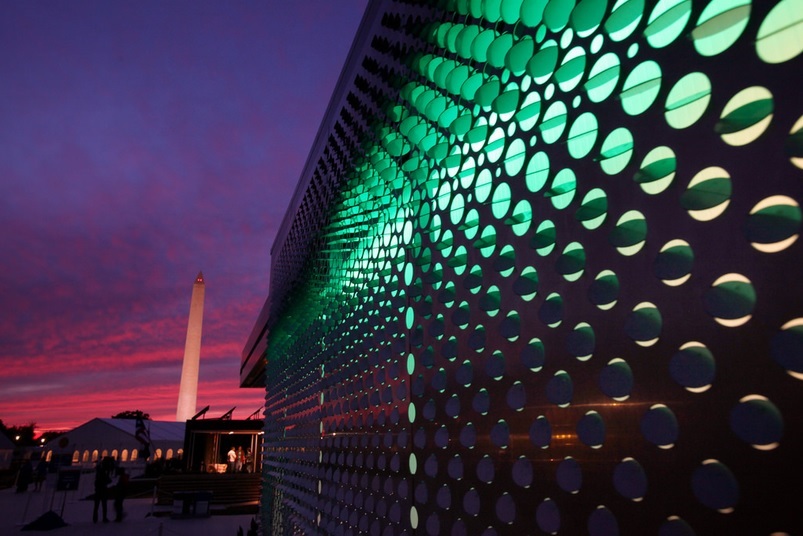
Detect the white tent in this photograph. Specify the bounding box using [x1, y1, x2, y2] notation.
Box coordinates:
[0, 431, 14, 470]
[43, 418, 185, 469]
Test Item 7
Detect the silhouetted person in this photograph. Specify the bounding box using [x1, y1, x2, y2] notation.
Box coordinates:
[16, 459, 33, 493]
[235, 446, 244, 473]
[227, 446, 236, 473]
[92, 460, 112, 523]
[34, 459, 48, 491]
[112, 467, 129, 522]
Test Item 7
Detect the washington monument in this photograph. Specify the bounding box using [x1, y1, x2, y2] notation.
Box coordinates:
[176, 272, 205, 421]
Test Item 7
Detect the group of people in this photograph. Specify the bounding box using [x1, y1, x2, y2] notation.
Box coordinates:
[15, 458, 48, 493]
[226, 446, 251, 473]
[92, 456, 129, 523]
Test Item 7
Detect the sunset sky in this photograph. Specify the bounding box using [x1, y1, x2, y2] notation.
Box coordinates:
[0, 0, 369, 433]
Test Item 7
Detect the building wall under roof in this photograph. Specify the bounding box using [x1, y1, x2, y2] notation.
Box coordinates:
[257, 0, 803, 534]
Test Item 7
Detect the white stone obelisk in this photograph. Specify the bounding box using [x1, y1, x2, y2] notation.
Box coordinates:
[176, 272, 205, 421]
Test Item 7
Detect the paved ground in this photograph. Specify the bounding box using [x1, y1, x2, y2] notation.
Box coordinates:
[0, 481, 258, 535]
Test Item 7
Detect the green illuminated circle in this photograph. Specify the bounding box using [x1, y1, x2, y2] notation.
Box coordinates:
[507, 37, 534, 74]
[576, 188, 608, 230]
[540, 101, 568, 144]
[757, 0, 803, 64]
[533, 219, 556, 256]
[516, 91, 542, 131]
[665, 72, 712, 129]
[585, 52, 621, 103]
[557, 242, 586, 281]
[635, 146, 676, 195]
[605, 0, 645, 42]
[547, 168, 577, 210]
[589, 269, 620, 309]
[620, 61, 662, 116]
[610, 210, 648, 256]
[571, 0, 607, 37]
[599, 127, 634, 175]
[560, 27, 574, 49]
[492, 183, 513, 219]
[464, 208, 481, 239]
[477, 225, 498, 258]
[505, 138, 527, 175]
[645, 0, 692, 49]
[555, 46, 587, 92]
[472, 28, 498, 63]
[544, 0, 576, 32]
[716, 86, 774, 146]
[450, 193, 466, 226]
[590, 33, 604, 53]
[475, 169, 494, 202]
[486, 127, 507, 162]
[682, 166, 732, 221]
[521, 0, 548, 27]
[527, 39, 559, 84]
[692, 0, 751, 57]
[567, 112, 599, 159]
[509, 200, 533, 236]
[525, 151, 550, 192]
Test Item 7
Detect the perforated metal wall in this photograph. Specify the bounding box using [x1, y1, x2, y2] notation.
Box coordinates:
[259, 1, 803, 534]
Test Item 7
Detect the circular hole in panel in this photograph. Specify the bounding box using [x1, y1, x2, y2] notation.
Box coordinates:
[492, 420, 511, 448]
[635, 146, 676, 194]
[547, 369, 573, 407]
[539, 292, 564, 327]
[521, 337, 546, 371]
[771, 318, 803, 380]
[463, 208, 481, 240]
[546, 167, 577, 210]
[457, 360, 474, 387]
[507, 36, 534, 74]
[469, 324, 487, 351]
[681, 166, 732, 221]
[556, 456, 582, 493]
[540, 100, 568, 144]
[625, 301, 662, 346]
[508, 199, 533, 236]
[460, 422, 477, 448]
[756, 0, 803, 64]
[475, 225, 498, 258]
[536, 498, 560, 534]
[576, 188, 608, 230]
[567, 112, 599, 159]
[513, 266, 539, 300]
[729, 394, 783, 450]
[500, 310, 521, 341]
[716, 86, 774, 146]
[658, 516, 696, 536]
[473, 388, 491, 415]
[670, 341, 715, 393]
[599, 127, 634, 175]
[448, 454, 464, 480]
[588, 505, 619, 536]
[604, 0, 645, 41]
[567, 321, 595, 362]
[692, 0, 751, 57]
[516, 91, 543, 131]
[641, 404, 678, 448]
[496, 492, 516, 524]
[665, 72, 711, 129]
[477, 455, 495, 483]
[691, 459, 739, 513]
[620, 60, 662, 116]
[599, 357, 633, 400]
[530, 415, 552, 448]
[504, 138, 528, 176]
[577, 410, 606, 448]
[512, 456, 533, 488]
[463, 488, 481, 516]
[486, 127, 507, 163]
[532, 219, 557, 255]
[527, 39, 559, 84]
[555, 46, 587, 92]
[609, 210, 647, 256]
[746, 195, 801, 252]
[703, 273, 755, 327]
[492, 182, 513, 219]
[613, 457, 648, 501]
[571, 0, 607, 37]
[654, 239, 694, 286]
[645, 0, 692, 48]
[480, 285, 502, 316]
[475, 168, 494, 203]
[556, 241, 586, 282]
[585, 52, 621, 103]
[507, 380, 526, 410]
[525, 151, 550, 193]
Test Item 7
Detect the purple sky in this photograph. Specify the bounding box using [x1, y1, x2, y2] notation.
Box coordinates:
[0, 0, 369, 432]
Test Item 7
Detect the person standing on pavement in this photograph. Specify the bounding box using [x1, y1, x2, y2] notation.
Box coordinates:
[92, 459, 112, 523]
[112, 466, 129, 522]
[227, 446, 237, 473]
